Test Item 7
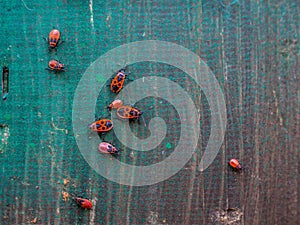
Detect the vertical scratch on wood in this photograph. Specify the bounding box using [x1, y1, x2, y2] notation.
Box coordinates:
[105, 183, 113, 224]
[196, 1, 205, 224]
[15, 196, 19, 225]
[89, 0, 95, 31]
[183, 1, 198, 224]
[237, 3, 245, 224]
[90, 197, 97, 225]
[272, 90, 283, 126]
[218, 0, 227, 213]
[252, 2, 261, 224]
[253, 43, 261, 225]
[54, 146, 63, 224]
[125, 185, 133, 225]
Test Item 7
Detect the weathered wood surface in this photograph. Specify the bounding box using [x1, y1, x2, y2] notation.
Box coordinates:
[0, 0, 298, 224]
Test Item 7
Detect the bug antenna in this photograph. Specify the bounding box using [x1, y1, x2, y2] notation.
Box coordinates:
[106, 101, 111, 110]
[96, 114, 104, 120]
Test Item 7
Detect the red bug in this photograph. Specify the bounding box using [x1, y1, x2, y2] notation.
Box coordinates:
[117, 106, 142, 120]
[229, 159, 242, 170]
[47, 59, 65, 72]
[47, 29, 61, 49]
[110, 69, 126, 93]
[98, 142, 120, 155]
[89, 119, 113, 133]
[116, 105, 146, 126]
[107, 99, 123, 110]
[72, 197, 93, 210]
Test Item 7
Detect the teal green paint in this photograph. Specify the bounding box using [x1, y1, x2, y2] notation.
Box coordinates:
[166, 142, 172, 149]
[29, 143, 36, 148]
[3, 114, 10, 120]
[96, 75, 106, 83]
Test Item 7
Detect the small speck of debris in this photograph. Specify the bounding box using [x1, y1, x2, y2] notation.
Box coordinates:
[106, 14, 111, 22]
[63, 179, 70, 186]
[35, 186, 39, 190]
[21, 181, 30, 186]
[31, 217, 37, 224]
[62, 191, 69, 202]
[130, 151, 135, 159]
[106, 14, 112, 28]
[210, 208, 243, 224]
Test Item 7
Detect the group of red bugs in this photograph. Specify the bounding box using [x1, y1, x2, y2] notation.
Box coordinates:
[45, 29, 147, 210]
[45, 29, 94, 209]
[46, 29, 242, 210]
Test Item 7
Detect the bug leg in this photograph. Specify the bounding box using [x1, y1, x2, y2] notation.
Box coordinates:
[106, 101, 111, 111]
[95, 114, 104, 121]
[97, 132, 105, 139]
[112, 150, 121, 157]
[116, 149, 122, 156]
[48, 47, 56, 53]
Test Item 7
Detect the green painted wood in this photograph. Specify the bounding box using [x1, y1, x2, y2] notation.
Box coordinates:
[0, 0, 298, 224]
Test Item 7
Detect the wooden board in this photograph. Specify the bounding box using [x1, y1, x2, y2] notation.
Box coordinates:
[0, 0, 298, 224]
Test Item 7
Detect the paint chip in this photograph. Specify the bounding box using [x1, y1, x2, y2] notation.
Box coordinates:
[31, 217, 37, 224]
[63, 179, 70, 186]
[62, 191, 69, 201]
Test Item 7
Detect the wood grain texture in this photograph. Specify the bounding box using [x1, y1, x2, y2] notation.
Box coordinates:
[0, 0, 298, 224]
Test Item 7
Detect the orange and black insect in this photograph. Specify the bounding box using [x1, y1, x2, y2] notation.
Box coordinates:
[117, 106, 142, 120]
[46, 59, 65, 72]
[110, 69, 126, 93]
[46, 29, 62, 49]
[116, 105, 146, 126]
[72, 197, 93, 210]
[89, 119, 113, 133]
[229, 158, 242, 170]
